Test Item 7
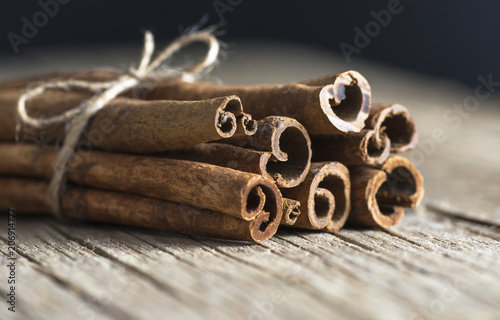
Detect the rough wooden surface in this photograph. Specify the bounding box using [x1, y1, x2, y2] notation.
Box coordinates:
[1, 42, 500, 320]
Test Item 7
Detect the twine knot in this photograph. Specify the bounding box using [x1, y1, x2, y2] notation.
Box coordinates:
[16, 29, 220, 218]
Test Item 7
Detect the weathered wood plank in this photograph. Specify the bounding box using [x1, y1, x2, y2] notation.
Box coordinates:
[0, 238, 117, 320]
[182, 208, 500, 319]
[6, 211, 499, 320]
[0, 218, 209, 320]
[50, 221, 341, 320]
[270, 215, 500, 319]
[426, 209, 500, 241]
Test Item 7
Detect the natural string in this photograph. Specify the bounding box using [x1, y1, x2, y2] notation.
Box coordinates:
[16, 29, 220, 219]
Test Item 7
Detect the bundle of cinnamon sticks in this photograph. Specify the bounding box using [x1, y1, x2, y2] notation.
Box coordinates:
[0, 68, 423, 242]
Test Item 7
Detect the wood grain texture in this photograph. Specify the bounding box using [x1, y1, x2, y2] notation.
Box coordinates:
[1, 42, 500, 320]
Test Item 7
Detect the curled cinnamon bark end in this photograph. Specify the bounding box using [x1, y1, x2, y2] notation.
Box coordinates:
[248, 184, 283, 242]
[311, 130, 390, 166]
[320, 71, 371, 133]
[281, 198, 301, 225]
[214, 96, 241, 138]
[282, 162, 349, 230]
[241, 178, 282, 226]
[365, 103, 418, 153]
[376, 156, 424, 208]
[261, 117, 312, 188]
[212, 95, 259, 139]
[320, 162, 351, 233]
[300, 70, 371, 133]
[349, 167, 405, 228]
[361, 130, 391, 166]
[226, 116, 312, 188]
[245, 186, 266, 218]
[312, 187, 336, 228]
[239, 113, 258, 136]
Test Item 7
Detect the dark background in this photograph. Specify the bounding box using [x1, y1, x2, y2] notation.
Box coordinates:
[1, 1, 499, 88]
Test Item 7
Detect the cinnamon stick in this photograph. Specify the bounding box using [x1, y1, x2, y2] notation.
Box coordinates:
[0, 143, 282, 222]
[348, 167, 404, 228]
[166, 116, 312, 188]
[0, 177, 281, 242]
[166, 143, 307, 225]
[150, 71, 371, 134]
[365, 103, 418, 153]
[166, 143, 307, 189]
[311, 130, 390, 166]
[0, 89, 256, 152]
[281, 162, 351, 231]
[375, 155, 424, 208]
[0, 69, 372, 134]
[224, 116, 312, 187]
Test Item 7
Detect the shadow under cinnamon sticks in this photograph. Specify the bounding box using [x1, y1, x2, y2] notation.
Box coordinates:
[0, 177, 280, 242]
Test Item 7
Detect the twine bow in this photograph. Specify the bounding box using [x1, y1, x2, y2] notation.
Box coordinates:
[16, 29, 220, 218]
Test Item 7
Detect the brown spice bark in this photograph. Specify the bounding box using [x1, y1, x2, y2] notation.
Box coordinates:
[375, 156, 424, 208]
[348, 166, 405, 228]
[149, 71, 371, 134]
[165, 143, 272, 179]
[0, 69, 371, 134]
[0, 89, 256, 152]
[0, 143, 282, 222]
[281, 198, 301, 225]
[166, 116, 312, 188]
[166, 143, 305, 189]
[222, 116, 312, 188]
[311, 130, 390, 166]
[365, 103, 418, 153]
[281, 162, 351, 232]
[0, 177, 280, 242]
